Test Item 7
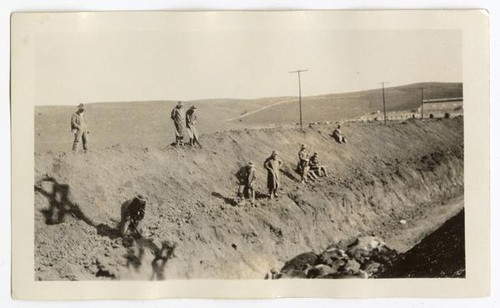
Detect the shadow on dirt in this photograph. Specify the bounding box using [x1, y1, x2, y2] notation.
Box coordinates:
[36, 177, 178, 280]
[211, 191, 238, 206]
[212, 190, 270, 205]
[35, 176, 122, 241]
[96, 224, 122, 240]
[124, 238, 177, 280]
[280, 167, 300, 182]
[255, 191, 269, 200]
[35, 176, 95, 227]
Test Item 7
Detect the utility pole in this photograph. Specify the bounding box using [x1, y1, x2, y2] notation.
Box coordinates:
[289, 69, 308, 128]
[380, 82, 390, 125]
[420, 87, 424, 119]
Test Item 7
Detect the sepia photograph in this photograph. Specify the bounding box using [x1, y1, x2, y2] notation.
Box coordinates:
[10, 10, 490, 299]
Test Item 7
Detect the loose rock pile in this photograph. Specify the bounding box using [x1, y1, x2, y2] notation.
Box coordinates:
[268, 236, 398, 279]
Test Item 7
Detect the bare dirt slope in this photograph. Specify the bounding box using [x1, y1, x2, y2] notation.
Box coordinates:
[34, 116, 463, 280]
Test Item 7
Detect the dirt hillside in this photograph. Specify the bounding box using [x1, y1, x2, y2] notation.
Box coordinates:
[34, 116, 463, 280]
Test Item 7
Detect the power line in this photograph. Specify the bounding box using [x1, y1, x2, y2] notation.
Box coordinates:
[420, 87, 425, 119]
[289, 69, 308, 128]
[379, 81, 390, 125]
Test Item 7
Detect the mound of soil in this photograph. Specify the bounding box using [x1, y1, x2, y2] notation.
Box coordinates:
[377, 209, 465, 278]
[34, 117, 464, 280]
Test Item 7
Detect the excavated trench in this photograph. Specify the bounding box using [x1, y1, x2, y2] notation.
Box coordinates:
[34, 117, 464, 280]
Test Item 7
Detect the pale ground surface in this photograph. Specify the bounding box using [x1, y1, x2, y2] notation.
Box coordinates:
[33, 84, 464, 280]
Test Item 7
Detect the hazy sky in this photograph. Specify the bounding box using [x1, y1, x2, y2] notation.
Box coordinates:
[33, 13, 462, 105]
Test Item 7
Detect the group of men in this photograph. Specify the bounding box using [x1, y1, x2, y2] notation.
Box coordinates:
[170, 101, 201, 148]
[297, 144, 328, 183]
[236, 150, 283, 206]
[70, 101, 201, 153]
[70, 101, 345, 153]
[69, 101, 338, 209]
[236, 144, 329, 205]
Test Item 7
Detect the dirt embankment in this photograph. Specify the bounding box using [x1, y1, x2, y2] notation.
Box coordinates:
[377, 209, 465, 278]
[34, 117, 464, 280]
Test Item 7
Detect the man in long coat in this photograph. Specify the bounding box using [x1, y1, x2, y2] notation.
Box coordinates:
[171, 101, 185, 146]
[186, 105, 201, 147]
[264, 151, 283, 199]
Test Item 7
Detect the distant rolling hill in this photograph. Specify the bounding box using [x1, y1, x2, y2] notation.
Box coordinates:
[35, 82, 462, 153]
[230, 82, 463, 127]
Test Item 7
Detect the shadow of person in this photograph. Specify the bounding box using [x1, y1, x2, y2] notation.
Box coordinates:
[123, 237, 177, 280]
[211, 192, 238, 206]
[280, 166, 300, 182]
[35, 176, 95, 227]
[38, 183, 69, 225]
[255, 191, 269, 200]
[124, 244, 145, 272]
[150, 240, 177, 281]
[96, 223, 122, 240]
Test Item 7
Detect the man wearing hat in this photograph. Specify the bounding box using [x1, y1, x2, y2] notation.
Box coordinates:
[309, 152, 327, 177]
[119, 194, 147, 237]
[297, 143, 310, 183]
[264, 150, 283, 199]
[70, 103, 90, 152]
[170, 101, 185, 146]
[185, 105, 201, 147]
[236, 161, 256, 205]
[332, 124, 347, 144]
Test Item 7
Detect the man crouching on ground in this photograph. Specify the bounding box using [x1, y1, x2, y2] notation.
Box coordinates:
[236, 161, 256, 206]
[120, 194, 147, 237]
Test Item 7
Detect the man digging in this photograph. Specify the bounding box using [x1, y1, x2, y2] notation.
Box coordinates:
[120, 194, 147, 238]
[236, 161, 256, 206]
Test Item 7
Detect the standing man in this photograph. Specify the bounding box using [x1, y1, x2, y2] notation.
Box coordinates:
[264, 151, 283, 200]
[297, 144, 310, 183]
[186, 105, 201, 148]
[71, 103, 89, 153]
[170, 101, 185, 146]
[236, 161, 256, 205]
